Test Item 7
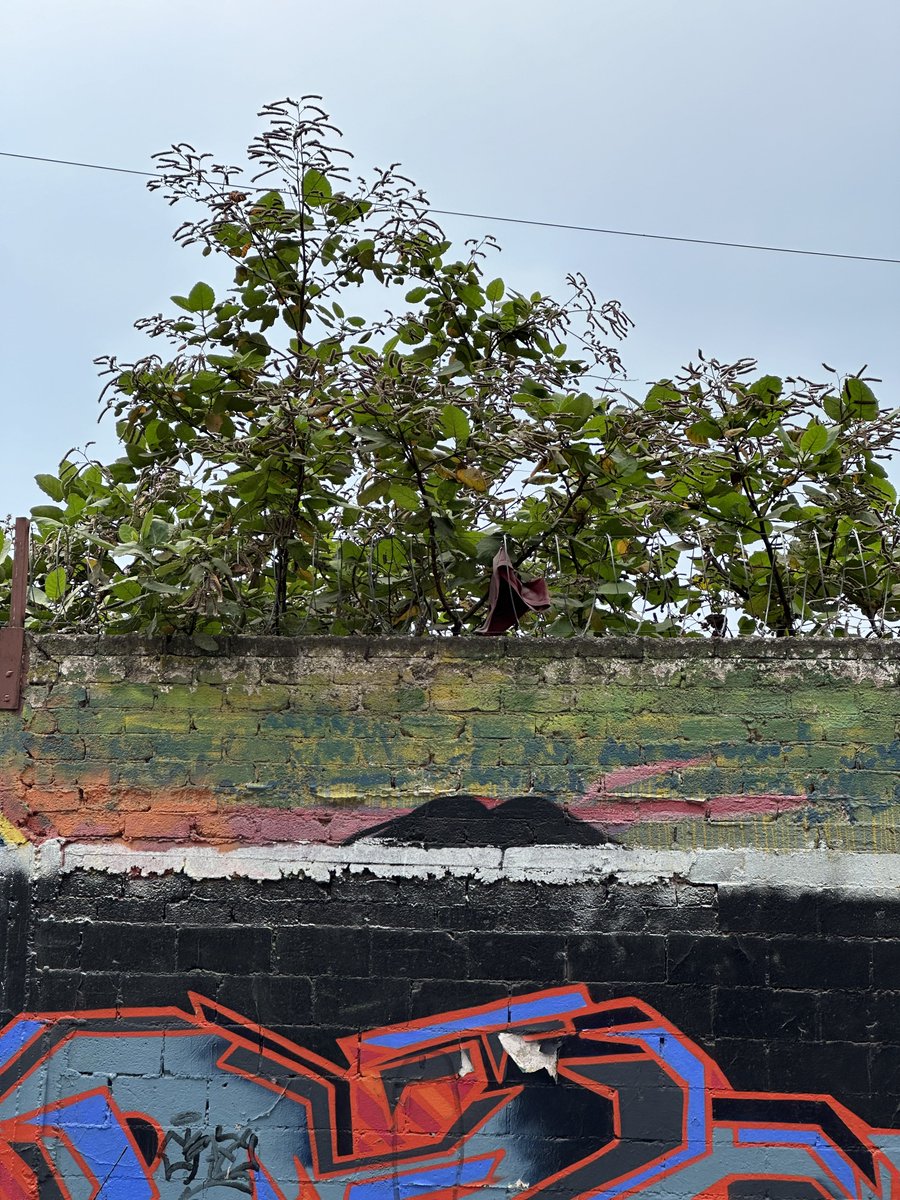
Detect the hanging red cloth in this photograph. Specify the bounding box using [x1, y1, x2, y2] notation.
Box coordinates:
[475, 546, 551, 635]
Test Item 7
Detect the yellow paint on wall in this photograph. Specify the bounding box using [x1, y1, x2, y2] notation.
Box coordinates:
[0, 812, 27, 845]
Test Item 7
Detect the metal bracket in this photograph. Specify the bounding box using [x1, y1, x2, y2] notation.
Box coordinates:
[0, 518, 29, 711]
[0, 627, 24, 710]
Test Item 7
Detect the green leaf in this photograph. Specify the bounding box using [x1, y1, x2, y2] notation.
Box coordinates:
[191, 371, 221, 395]
[644, 383, 681, 411]
[803, 484, 831, 505]
[440, 403, 471, 445]
[141, 516, 173, 547]
[868, 475, 897, 503]
[561, 394, 593, 422]
[389, 484, 421, 511]
[686, 419, 719, 446]
[141, 580, 182, 594]
[842, 377, 878, 420]
[776, 426, 799, 457]
[302, 169, 332, 203]
[35, 474, 64, 502]
[486, 278, 505, 303]
[457, 283, 484, 309]
[44, 567, 67, 602]
[748, 375, 783, 404]
[405, 286, 429, 303]
[358, 479, 387, 505]
[799, 420, 829, 456]
[187, 282, 215, 312]
[111, 579, 142, 601]
[475, 533, 502, 561]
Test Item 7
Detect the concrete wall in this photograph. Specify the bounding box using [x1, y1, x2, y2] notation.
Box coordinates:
[1, 636, 900, 1199]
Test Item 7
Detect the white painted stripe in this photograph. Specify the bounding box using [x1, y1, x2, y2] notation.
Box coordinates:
[16, 839, 898, 893]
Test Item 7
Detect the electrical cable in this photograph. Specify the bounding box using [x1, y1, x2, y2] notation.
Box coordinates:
[430, 208, 900, 266]
[0, 151, 157, 175]
[2, 149, 899, 266]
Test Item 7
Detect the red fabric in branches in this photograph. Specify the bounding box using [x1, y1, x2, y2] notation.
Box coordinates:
[476, 547, 551, 635]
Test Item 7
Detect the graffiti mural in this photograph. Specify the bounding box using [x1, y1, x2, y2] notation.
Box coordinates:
[0, 985, 897, 1200]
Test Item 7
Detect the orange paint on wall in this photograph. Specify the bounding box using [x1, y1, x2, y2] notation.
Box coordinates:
[0, 770, 405, 848]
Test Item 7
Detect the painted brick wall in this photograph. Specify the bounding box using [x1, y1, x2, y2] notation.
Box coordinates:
[13, 870, 900, 1126]
[4, 867, 900, 1199]
[2, 634, 900, 852]
[2, 635, 900, 1200]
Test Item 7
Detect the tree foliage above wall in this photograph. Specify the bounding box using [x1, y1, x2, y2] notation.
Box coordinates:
[3, 98, 900, 639]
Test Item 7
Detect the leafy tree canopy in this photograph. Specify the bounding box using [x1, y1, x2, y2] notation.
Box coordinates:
[3, 97, 900, 640]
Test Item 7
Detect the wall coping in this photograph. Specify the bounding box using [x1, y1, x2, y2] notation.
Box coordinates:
[14, 838, 900, 891]
[26, 632, 900, 663]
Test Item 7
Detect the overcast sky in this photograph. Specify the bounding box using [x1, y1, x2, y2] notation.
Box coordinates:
[2, 0, 898, 517]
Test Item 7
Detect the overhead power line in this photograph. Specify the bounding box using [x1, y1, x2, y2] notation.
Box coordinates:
[2, 148, 900, 266]
[0, 151, 157, 176]
[430, 208, 900, 266]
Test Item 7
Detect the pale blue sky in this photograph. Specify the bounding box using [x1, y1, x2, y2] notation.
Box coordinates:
[2, 0, 899, 515]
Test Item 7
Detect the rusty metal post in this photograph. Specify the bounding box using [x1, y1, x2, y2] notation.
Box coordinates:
[0, 518, 29, 710]
[9, 517, 28, 628]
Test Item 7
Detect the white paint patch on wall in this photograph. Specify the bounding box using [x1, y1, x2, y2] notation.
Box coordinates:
[22, 838, 900, 895]
[498, 1032, 559, 1079]
[0, 842, 33, 876]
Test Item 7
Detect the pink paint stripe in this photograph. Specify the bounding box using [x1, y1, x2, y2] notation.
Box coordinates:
[224, 806, 413, 845]
[24, 786, 814, 849]
[120, 806, 414, 851]
[573, 793, 808, 826]
[578, 758, 709, 804]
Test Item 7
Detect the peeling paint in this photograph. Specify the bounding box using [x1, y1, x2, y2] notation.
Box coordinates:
[13, 838, 900, 893]
[498, 1031, 559, 1078]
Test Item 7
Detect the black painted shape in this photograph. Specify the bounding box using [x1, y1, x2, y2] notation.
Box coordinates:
[222, 1042, 509, 1173]
[10, 1142, 65, 1200]
[500, 1062, 616, 1188]
[573, 1005, 653, 1032]
[126, 1116, 161, 1167]
[712, 1096, 876, 1187]
[192, 994, 356, 1157]
[516, 1058, 683, 1200]
[221, 1042, 355, 1161]
[571, 1060, 683, 1145]
[728, 1183, 824, 1200]
[347, 794, 611, 848]
[1, 872, 30, 1018]
[557, 1035, 644, 1059]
